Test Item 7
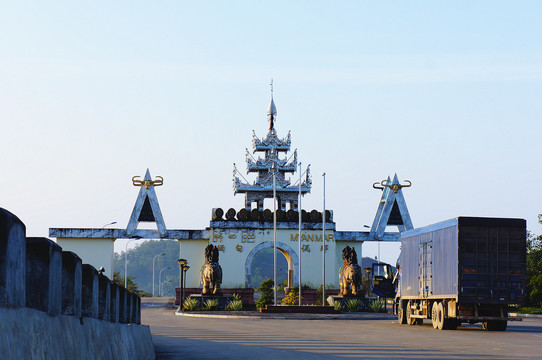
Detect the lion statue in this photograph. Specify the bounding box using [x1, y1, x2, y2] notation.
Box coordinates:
[201, 244, 223, 295]
[338, 246, 362, 296]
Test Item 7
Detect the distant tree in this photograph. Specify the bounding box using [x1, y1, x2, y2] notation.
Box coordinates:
[527, 215, 542, 306]
[113, 271, 151, 297]
[113, 240, 181, 296]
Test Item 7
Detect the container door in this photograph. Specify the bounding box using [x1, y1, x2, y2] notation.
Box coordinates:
[419, 240, 432, 297]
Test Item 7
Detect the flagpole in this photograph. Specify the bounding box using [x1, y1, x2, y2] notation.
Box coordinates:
[298, 161, 302, 306]
[322, 172, 326, 306]
[273, 162, 277, 306]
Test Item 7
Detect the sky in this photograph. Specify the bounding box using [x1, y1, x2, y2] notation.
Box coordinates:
[1, 1, 541, 265]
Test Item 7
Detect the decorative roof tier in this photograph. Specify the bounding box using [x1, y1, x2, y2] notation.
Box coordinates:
[233, 82, 311, 211]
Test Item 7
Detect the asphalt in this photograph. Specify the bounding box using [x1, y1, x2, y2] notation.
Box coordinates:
[142, 307, 542, 360]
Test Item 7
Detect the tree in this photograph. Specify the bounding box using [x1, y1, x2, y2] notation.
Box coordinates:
[526, 215, 542, 306]
[281, 286, 301, 305]
[113, 239, 180, 296]
[255, 278, 274, 309]
[113, 271, 150, 297]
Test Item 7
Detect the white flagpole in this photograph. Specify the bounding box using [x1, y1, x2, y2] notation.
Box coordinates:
[322, 172, 326, 306]
[298, 161, 302, 306]
[273, 162, 277, 306]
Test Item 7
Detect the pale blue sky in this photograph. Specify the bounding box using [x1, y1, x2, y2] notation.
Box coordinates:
[1, 1, 541, 264]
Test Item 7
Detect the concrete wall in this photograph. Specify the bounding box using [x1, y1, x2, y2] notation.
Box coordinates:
[0, 305, 154, 360]
[0, 207, 154, 359]
[55, 237, 114, 278]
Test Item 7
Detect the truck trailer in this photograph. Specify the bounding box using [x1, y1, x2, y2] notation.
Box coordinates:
[394, 217, 526, 331]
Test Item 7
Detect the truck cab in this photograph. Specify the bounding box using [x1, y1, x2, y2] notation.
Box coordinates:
[371, 262, 396, 299]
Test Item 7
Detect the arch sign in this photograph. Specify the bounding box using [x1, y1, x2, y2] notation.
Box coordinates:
[50, 169, 413, 289]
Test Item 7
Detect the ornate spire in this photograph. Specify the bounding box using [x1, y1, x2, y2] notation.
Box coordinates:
[267, 79, 277, 130]
[233, 85, 311, 211]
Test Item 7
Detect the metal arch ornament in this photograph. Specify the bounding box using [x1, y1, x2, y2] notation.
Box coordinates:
[132, 175, 164, 189]
[373, 179, 412, 193]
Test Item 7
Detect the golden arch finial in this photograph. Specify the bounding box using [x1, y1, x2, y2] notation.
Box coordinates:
[132, 175, 163, 189]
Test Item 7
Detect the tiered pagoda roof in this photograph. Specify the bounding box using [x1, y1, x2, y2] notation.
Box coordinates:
[233, 84, 311, 211]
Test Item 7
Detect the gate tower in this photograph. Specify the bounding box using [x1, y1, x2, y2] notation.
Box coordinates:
[233, 83, 311, 211]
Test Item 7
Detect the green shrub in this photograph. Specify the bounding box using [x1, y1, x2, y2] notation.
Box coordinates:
[281, 286, 301, 305]
[277, 279, 288, 292]
[256, 279, 274, 309]
[367, 299, 384, 313]
[203, 298, 219, 311]
[345, 298, 362, 312]
[183, 298, 199, 311]
[333, 300, 343, 310]
[232, 293, 242, 301]
[226, 299, 243, 311]
[316, 285, 326, 306]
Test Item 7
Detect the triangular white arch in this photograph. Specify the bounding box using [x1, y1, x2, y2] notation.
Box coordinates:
[126, 169, 167, 237]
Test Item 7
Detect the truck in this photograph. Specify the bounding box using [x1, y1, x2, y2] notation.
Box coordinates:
[391, 216, 526, 331]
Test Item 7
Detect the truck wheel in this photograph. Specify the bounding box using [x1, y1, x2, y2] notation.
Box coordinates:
[397, 302, 407, 325]
[445, 318, 458, 330]
[431, 303, 439, 329]
[483, 320, 507, 331]
[436, 302, 446, 330]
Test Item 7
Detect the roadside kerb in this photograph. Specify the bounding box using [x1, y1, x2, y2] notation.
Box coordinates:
[174, 309, 396, 320]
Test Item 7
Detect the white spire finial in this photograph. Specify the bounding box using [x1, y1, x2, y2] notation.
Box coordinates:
[267, 79, 277, 130]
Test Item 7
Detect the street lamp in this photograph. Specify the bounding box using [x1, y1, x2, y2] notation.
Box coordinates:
[124, 239, 136, 288]
[159, 267, 171, 296]
[161, 280, 172, 297]
[177, 259, 189, 310]
[153, 253, 166, 297]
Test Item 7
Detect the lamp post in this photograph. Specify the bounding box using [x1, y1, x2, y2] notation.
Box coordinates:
[161, 280, 172, 297]
[124, 239, 136, 288]
[177, 259, 189, 310]
[159, 266, 170, 296]
[182, 265, 190, 308]
[152, 253, 166, 297]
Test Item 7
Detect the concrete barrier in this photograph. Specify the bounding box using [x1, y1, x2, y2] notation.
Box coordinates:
[110, 282, 119, 323]
[0, 305, 154, 360]
[26, 237, 62, 314]
[0, 207, 154, 358]
[62, 251, 82, 317]
[98, 273, 111, 320]
[0, 208, 26, 306]
[119, 287, 127, 323]
[82, 264, 99, 318]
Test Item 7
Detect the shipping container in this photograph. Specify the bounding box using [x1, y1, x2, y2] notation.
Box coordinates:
[394, 217, 526, 331]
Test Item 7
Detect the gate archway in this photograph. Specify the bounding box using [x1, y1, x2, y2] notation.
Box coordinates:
[244, 241, 299, 288]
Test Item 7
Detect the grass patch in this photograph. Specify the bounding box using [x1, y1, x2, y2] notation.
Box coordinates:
[513, 306, 542, 314]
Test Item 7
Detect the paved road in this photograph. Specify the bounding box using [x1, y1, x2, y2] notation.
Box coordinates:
[142, 308, 542, 359]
